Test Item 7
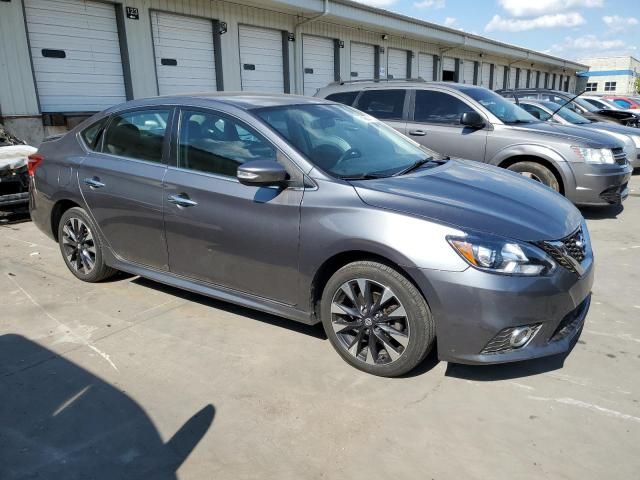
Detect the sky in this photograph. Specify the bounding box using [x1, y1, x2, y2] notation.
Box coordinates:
[352, 0, 640, 61]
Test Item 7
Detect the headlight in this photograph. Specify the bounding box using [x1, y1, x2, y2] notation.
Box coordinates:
[447, 233, 556, 276]
[631, 136, 640, 148]
[571, 146, 615, 164]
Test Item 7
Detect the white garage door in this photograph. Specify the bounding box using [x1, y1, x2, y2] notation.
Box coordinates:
[387, 48, 407, 79]
[442, 56, 456, 72]
[418, 53, 434, 81]
[518, 69, 526, 88]
[239, 25, 284, 93]
[303, 35, 334, 96]
[24, 0, 127, 112]
[509, 67, 517, 89]
[350, 42, 375, 80]
[481, 63, 491, 88]
[461, 60, 474, 84]
[151, 12, 217, 96]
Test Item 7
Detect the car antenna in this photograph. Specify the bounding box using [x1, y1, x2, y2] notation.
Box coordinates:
[513, 88, 520, 106]
[549, 89, 586, 120]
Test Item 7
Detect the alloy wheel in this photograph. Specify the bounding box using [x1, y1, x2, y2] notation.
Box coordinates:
[330, 278, 410, 365]
[61, 217, 96, 274]
[520, 171, 542, 183]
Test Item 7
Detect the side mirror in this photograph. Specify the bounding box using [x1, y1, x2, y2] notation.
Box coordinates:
[460, 111, 486, 129]
[237, 159, 288, 186]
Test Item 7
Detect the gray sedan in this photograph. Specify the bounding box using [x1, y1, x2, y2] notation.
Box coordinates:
[29, 94, 592, 376]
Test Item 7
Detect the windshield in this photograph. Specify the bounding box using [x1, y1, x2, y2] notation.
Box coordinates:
[542, 101, 591, 124]
[462, 87, 539, 124]
[255, 104, 437, 179]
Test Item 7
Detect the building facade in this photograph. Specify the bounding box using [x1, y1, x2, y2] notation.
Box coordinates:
[0, 0, 587, 144]
[578, 56, 640, 95]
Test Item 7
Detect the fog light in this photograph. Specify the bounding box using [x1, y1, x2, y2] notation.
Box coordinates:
[509, 327, 534, 347]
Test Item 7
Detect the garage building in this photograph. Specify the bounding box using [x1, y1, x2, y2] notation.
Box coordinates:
[0, 0, 587, 144]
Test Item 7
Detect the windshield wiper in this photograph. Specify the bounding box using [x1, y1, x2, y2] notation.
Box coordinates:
[506, 119, 535, 124]
[341, 172, 390, 180]
[394, 157, 439, 176]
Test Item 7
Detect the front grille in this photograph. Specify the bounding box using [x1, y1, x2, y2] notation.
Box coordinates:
[549, 295, 590, 342]
[536, 226, 587, 275]
[612, 147, 627, 166]
[480, 324, 542, 354]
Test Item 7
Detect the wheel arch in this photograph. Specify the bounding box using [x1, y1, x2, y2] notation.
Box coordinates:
[498, 154, 567, 195]
[50, 199, 82, 242]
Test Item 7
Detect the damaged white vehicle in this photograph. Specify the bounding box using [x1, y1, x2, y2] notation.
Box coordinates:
[0, 144, 36, 211]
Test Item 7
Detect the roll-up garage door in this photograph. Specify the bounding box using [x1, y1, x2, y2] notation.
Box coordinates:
[481, 63, 491, 88]
[494, 65, 505, 90]
[24, 0, 127, 112]
[303, 35, 335, 96]
[418, 53, 434, 81]
[387, 48, 407, 79]
[509, 67, 517, 89]
[151, 12, 217, 96]
[461, 60, 474, 84]
[239, 25, 284, 93]
[350, 42, 375, 80]
[518, 69, 526, 88]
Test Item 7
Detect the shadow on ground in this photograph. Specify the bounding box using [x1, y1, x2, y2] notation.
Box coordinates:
[580, 204, 624, 220]
[0, 334, 214, 480]
[132, 276, 328, 340]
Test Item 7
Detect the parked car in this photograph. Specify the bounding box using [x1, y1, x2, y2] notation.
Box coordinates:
[603, 96, 640, 112]
[498, 88, 640, 127]
[514, 99, 640, 169]
[30, 94, 594, 377]
[316, 81, 632, 205]
[0, 145, 36, 213]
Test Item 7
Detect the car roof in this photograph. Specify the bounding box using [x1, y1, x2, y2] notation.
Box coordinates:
[106, 92, 330, 113]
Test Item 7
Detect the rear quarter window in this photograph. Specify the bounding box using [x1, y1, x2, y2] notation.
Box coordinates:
[80, 117, 109, 151]
[325, 91, 359, 106]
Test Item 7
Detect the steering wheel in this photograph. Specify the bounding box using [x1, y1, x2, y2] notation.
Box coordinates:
[334, 148, 362, 169]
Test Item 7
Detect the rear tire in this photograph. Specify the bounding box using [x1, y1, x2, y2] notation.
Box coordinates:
[57, 207, 117, 282]
[507, 161, 560, 192]
[320, 261, 435, 377]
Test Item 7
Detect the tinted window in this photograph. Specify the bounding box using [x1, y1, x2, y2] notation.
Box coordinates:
[520, 104, 551, 121]
[104, 109, 170, 163]
[355, 90, 406, 120]
[326, 91, 359, 106]
[81, 117, 108, 150]
[414, 90, 475, 124]
[178, 110, 276, 177]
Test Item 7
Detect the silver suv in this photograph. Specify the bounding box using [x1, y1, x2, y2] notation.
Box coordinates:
[316, 81, 632, 206]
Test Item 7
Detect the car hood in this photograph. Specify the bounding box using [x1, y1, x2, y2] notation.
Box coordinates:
[581, 121, 640, 137]
[505, 121, 623, 148]
[352, 160, 582, 242]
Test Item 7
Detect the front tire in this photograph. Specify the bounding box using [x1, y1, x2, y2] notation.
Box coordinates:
[320, 261, 435, 377]
[507, 161, 560, 192]
[57, 207, 117, 282]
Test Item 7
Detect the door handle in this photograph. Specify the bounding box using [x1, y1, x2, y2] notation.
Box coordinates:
[83, 177, 105, 189]
[408, 129, 427, 136]
[168, 194, 198, 208]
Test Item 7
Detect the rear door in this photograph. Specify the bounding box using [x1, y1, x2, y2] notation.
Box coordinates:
[406, 89, 488, 161]
[162, 107, 303, 305]
[78, 107, 173, 270]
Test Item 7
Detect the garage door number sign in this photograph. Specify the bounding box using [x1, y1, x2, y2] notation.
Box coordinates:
[126, 7, 139, 20]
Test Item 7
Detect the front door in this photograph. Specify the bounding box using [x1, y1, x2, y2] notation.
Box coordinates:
[163, 108, 302, 305]
[78, 107, 173, 270]
[405, 89, 488, 161]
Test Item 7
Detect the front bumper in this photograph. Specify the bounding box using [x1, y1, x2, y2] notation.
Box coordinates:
[407, 254, 594, 365]
[568, 162, 632, 206]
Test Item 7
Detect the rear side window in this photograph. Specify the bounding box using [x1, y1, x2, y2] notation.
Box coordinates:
[80, 117, 108, 151]
[104, 109, 170, 163]
[413, 90, 474, 124]
[326, 91, 359, 106]
[355, 89, 406, 120]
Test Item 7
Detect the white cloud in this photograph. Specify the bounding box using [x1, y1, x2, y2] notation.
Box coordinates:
[413, 0, 445, 8]
[351, 0, 397, 7]
[444, 16, 457, 27]
[485, 12, 585, 32]
[545, 34, 637, 59]
[602, 15, 639, 30]
[498, 0, 602, 17]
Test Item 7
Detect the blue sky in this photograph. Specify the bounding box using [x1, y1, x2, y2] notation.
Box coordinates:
[353, 0, 639, 60]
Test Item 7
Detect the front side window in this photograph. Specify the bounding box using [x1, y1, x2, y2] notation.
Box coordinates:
[104, 109, 170, 163]
[81, 117, 109, 151]
[355, 89, 406, 120]
[460, 87, 538, 124]
[326, 91, 359, 106]
[544, 102, 591, 124]
[585, 82, 597, 92]
[256, 104, 436, 179]
[604, 81, 617, 92]
[414, 90, 476, 124]
[178, 110, 276, 177]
